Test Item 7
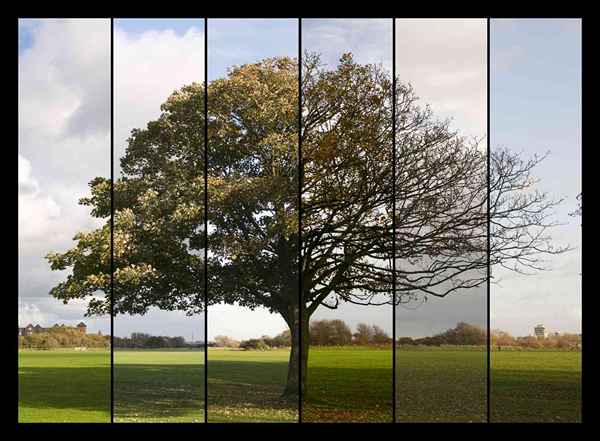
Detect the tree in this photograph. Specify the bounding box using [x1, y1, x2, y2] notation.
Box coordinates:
[570, 193, 582, 217]
[47, 53, 568, 398]
[441, 322, 485, 346]
[214, 335, 240, 348]
[397, 337, 414, 346]
[309, 319, 331, 346]
[171, 336, 186, 347]
[491, 329, 515, 348]
[309, 319, 352, 346]
[371, 325, 390, 345]
[354, 323, 374, 345]
[240, 338, 270, 351]
[330, 319, 353, 345]
[271, 329, 292, 347]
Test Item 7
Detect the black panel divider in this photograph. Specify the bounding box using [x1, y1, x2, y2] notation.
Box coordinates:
[203, 16, 209, 425]
[298, 17, 303, 424]
[391, 17, 397, 424]
[486, 16, 491, 425]
[110, 16, 115, 425]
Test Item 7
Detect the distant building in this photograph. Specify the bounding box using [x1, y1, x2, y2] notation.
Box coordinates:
[18, 324, 35, 337]
[534, 324, 546, 339]
[18, 322, 87, 337]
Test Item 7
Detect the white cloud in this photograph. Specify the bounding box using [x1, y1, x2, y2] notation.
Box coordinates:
[19, 19, 110, 318]
[19, 19, 110, 143]
[18, 153, 38, 194]
[18, 154, 61, 246]
[18, 301, 48, 327]
[207, 304, 287, 341]
[114, 26, 205, 167]
[396, 19, 487, 139]
[18, 20, 111, 265]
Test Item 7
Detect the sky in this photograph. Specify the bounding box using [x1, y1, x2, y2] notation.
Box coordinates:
[18, 18, 581, 340]
[490, 19, 582, 336]
[18, 19, 111, 335]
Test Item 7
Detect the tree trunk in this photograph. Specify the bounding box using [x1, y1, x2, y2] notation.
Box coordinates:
[281, 305, 310, 399]
[300, 314, 309, 396]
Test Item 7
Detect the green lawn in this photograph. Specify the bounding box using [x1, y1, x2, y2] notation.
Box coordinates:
[115, 348, 297, 423]
[207, 348, 297, 422]
[18, 347, 581, 423]
[114, 349, 204, 422]
[491, 350, 581, 422]
[304, 346, 393, 422]
[18, 349, 110, 423]
[396, 347, 487, 422]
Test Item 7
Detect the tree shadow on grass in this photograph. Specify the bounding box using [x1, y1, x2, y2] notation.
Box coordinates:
[114, 363, 204, 422]
[19, 366, 110, 420]
[207, 360, 297, 422]
[491, 368, 581, 422]
[302, 365, 393, 423]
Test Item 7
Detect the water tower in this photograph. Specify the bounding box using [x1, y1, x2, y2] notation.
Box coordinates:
[534, 324, 546, 339]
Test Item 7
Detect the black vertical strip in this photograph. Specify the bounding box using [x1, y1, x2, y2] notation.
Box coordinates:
[486, 16, 491, 425]
[110, 16, 115, 425]
[204, 16, 209, 425]
[16, 17, 20, 426]
[391, 17, 397, 425]
[579, 16, 583, 425]
[298, 17, 303, 424]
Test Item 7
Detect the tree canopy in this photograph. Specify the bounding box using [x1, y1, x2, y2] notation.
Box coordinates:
[47, 53, 567, 395]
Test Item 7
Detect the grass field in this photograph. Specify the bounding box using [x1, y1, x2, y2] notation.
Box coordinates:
[18, 349, 110, 423]
[19, 347, 581, 423]
[207, 348, 296, 422]
[304, 346, 392, 422]
[491, 350, 581, 422]
[114, 349, 204, 422]
[396, 347, 487, 422]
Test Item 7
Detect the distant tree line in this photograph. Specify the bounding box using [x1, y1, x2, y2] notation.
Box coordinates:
[211, 329, 292, 350]
[310, 320, 392, 346]
[397, 322, 486, 346]
[18, 327, 109, 349]
[491, 329, 581, 350]
[210, 321, 392, 350]
[113, 332, 199, 349]
[393, 322, 581, 350]
[19, 322, 579, 351]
